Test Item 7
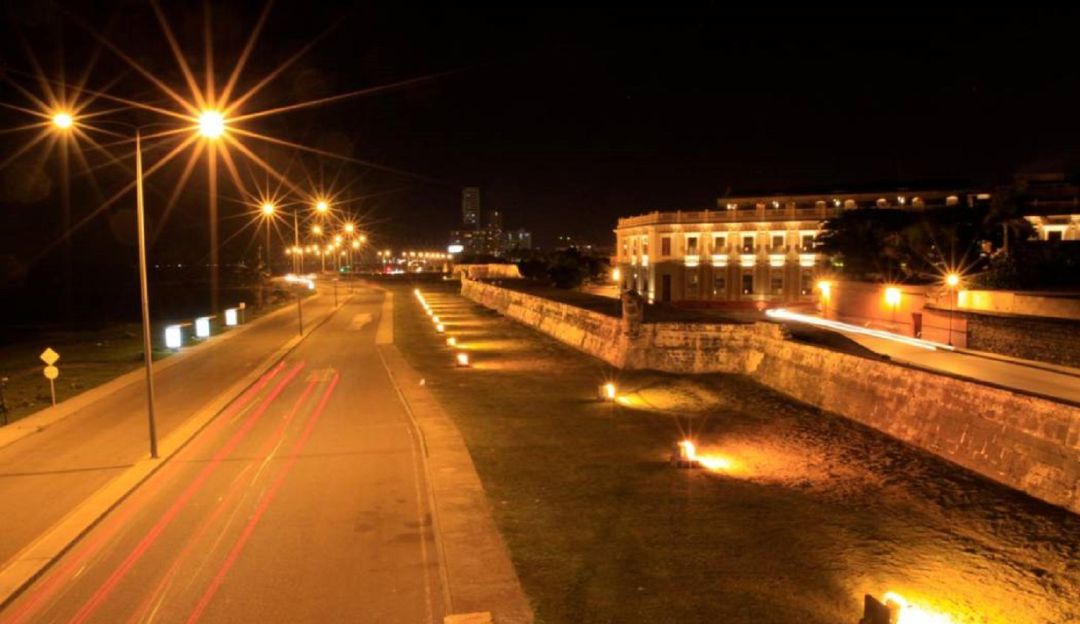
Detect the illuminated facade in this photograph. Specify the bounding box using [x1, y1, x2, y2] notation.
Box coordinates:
[614, 189, 988, 304]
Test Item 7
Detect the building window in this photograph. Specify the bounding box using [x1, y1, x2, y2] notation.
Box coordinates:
[686, 236, 698, 255]
[800, 271, 813, 295]
[771, 234, 784, 251]
[741, 235, 755, 253]
[946, 195, 960, 207]
[1047, 230, 1064, 242]
[687, 272, 699, 298]
[843, 199, 856, 209]
[661, 237, 671, 256]
[713, 234, 727, 251]
[771, 274, 783, 294]
[801, 234, 814, 250]
[713, 276, 726, 296]
[741, 273, 754, 295]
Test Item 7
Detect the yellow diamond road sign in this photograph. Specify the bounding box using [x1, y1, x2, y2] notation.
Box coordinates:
[40, 348, 60, 366]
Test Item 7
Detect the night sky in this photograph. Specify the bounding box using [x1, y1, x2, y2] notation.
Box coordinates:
[2, 2, 1079, 317]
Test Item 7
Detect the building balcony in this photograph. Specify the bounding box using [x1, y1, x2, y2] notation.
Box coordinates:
[617, 205, 840, 228]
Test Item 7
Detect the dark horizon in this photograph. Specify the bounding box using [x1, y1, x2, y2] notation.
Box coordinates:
[2, 1, 1079, 322]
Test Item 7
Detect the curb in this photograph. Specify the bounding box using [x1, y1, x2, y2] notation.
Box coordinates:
[0, 295, 318, 451]
[0, 292, 349, 609]
[377, 342, 533, 624]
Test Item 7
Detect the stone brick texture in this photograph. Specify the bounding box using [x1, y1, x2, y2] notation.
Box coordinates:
[966, 312, 1080, 368]
[462, 278, 1080, 514]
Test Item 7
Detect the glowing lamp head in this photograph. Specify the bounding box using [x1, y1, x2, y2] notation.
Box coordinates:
[612, 268, 621, 283]
[351, 240, 360, 249]
[312, 225, 323, 236]
[315, 200, 329, 213]
[602, 382, 617, 400]
[816, 280, 831, 297]
[261, 202, 276, 216]
[334, 235, 343, 244]
[344, 223, 355, 234]
[885, 286, 902, 307]
[945, 273, 960, 288]
[436, 323, 445, 333]
[446, 336, 457, 347]
[52, 112, 74, 129]
[197, 110, 225, 138]
[455, 352, 470, 367]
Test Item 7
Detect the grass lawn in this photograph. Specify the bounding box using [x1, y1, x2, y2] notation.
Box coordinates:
[0, 292, 302, 425]
[392, 283, 1079, 624]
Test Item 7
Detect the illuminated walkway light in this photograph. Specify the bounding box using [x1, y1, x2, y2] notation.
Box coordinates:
[195, 316, 211, 338]
[456, 352, 470, 367]
[164, 325, 182, 350]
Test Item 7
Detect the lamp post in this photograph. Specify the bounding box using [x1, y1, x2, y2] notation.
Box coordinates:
[945, 273, 960, 346]
[197, 110, 226, 314]
[261, 202, 275, 274]
[134, 130, 159, 458]
[56, 114, 161, 458]
[293, 209, 304, 335]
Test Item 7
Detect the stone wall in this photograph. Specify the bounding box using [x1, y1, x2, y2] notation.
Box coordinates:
[965, 312, 1080, 368]
[461, 278, 1080, 514]
[462, 279, 628, 367]
[752, 338, 1080, 514]
[956, 290, 1080, 321]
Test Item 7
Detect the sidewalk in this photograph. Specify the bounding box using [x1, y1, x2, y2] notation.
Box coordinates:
[0, 293, 339, 599]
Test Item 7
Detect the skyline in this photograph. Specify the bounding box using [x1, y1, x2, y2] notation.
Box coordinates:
[2, 3, 1079, 266]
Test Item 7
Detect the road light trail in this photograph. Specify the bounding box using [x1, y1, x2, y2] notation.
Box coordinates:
[764, 308, 954, 352]
[125, 376, 320, 624]
[0, 361, 289, 624]
[185, 371, 341, 624]
[66, 362, 306, 624]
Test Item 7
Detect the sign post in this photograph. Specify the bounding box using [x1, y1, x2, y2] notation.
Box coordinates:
[40, 347, 60, 407]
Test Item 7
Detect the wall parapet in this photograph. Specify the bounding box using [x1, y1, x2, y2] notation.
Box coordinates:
[460, 277, 1080, 514]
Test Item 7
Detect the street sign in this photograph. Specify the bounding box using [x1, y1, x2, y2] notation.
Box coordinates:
[40, 347, 59, 366]
[40, 350, 60, 406]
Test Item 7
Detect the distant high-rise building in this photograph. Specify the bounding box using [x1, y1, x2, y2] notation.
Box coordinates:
[487, 209, 503, 232]
[462, 187, 480, 229]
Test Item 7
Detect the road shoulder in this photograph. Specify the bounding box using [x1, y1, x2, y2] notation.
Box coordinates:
[378, 343, 533, 624]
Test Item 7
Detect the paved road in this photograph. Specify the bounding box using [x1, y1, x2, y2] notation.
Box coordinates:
[0, 294, 333, 567]
[839, 333, 1080, 404]
[0, 287, 445, 623]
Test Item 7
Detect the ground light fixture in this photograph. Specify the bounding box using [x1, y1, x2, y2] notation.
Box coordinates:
[455, 352, 470, 367]
[861, 592, 954, 624]
[446, 336, 457, 347]
[436, 323, 445, 333]
[672, 439, 700, 468]
[195, 316, 212, 339]
[164, 325, 183, 350]
[432, 315, 440, 323]
[599, 382, 617, 401]
[224, 308, 239, 326]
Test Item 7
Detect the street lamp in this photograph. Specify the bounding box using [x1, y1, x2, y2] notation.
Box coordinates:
[52, 111, 74, 129]
[945, 272, 961, 346]
[52, 116, 162, 458]
[196, 109, 226, 313]
[315, 199, 329, 214]
[198, 110, 226, 138]
[261, 202, 275, 274]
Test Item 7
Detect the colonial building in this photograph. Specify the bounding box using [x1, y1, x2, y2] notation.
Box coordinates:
[614, 189, 990, 305]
